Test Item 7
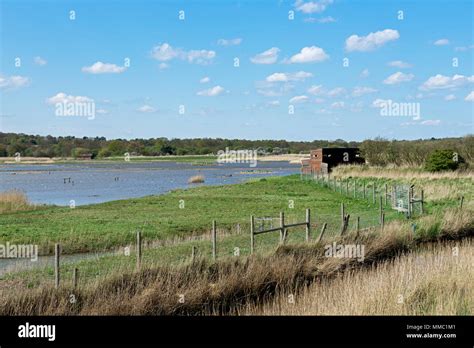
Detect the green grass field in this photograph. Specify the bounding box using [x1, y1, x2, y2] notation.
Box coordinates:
[0, 175, 399, 255]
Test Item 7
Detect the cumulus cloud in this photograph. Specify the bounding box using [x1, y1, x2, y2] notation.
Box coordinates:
[383, 72, 415, 85]
[465, 91, 474, 101]
[46, 92, 93, 105]
[137, 105, 157, 113]
[289, 95, 309, 103]
[265, 71, 313, 82]
[0, 75, 30, 90]
[288, 46, 329, 63]
[331, 101, 345, 109]
[352, 86, 378, 97]
[307, 85, 345, 97]
[345, 29, 399, 52]
[304, 16, 336, 23]
[419, 74, 474, 90]
[250, 47, 280, 64]
[151, 43, 215, 65]
[197, 85, 225, 97]
[388, 60, 412, 68]
[360, 68, 370, 78]
[372, 98, 392, 108]
[217, 38, 242, 46]
[82, 62, 126, 74]
[294, 0, 333, 14]
[200, 76, 210, 83]
[444, 94, 456, 101]
[34, 56, 47, 66]
[434, 39, 449, 46]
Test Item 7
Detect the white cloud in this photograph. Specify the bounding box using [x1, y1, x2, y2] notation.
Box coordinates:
[151, 43, 180, 61]
[345, 29, 399, 52]
[217, 38, 242, 46]
[186, 50, 216, 64]
[46, 92, 93, 105]
[352, 86, 377, 97]
[289, 95, 309, 103]
[434, 39, 449, 46]
[267, 100, 280, 106]
[372, 98, 392, 108]
[420, 120, 441, 126]
[200, 76, 210, 83]
[327, 87, 346, 97]
[0, 75, 30, 90]
[388, 60, 412, 68]
[455, 45, 474, 52]
[465, 91, 474, 101]
[331, 101, 345, 109]
[444, 94, 456, 101]
[137, 105, 157, 113]
[82, 62, 126, 74]
[304, 16, 336, 23]
[294, 0, 333, 14]
[288, 46, 329, 63]
[360, 68, 370, 78]
[307, 85, 324, 95]
[34, 56, 47, 66]
[151, 43, 215, 65]
[419, 74, 474, 90]
[383, 72, 415, 85]
[265, 71, 313, 82]
[197, 85, 225, 97]
[250, 47, 280, 64]
[159, 63, 169, 70]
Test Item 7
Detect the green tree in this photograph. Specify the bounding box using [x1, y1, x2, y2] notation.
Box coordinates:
[424, 149, 464, 172]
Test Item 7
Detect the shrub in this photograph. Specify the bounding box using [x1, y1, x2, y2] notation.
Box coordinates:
[424, 149, 464, 172]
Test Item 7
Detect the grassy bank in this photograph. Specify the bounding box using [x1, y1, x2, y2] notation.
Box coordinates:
[0, 175, 399, 255]
[0, 208, 471, 315]
[243, 239, 473, 315]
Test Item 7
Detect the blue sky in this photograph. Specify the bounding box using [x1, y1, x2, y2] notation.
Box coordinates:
[0, 0, 473, 141]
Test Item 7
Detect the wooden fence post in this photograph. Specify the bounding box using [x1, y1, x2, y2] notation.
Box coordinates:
[136, 231, 142, 270]
[279, 212, 285, 244]
[305, 208, 311, 242]
[317, 223, 327, 243]
[460, 196, 464, 210]
[379, 196, 383, 224]
[340, 202, 345, 228]
[363, 182, 366, 199]
[191, 246, 197, 262]
[356, 216, 360, 237]
[250, 215, 255, 254]
[408, 187, 413, 218]
[212, 220, 217, 260]
[372, 184, 376, 204]
[420, 190, 424, 214]
[384, 184, 388, 206]
[73, 267, 78, 289]
[381, 213, 385, 232]
[54, 243, 60, 289]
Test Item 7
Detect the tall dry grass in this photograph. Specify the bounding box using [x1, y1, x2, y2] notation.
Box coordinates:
[188, 175, 205, 184]
[0, 190, 33, 213]
[0, 209, 472, 315]
[241, 240, 473, 315]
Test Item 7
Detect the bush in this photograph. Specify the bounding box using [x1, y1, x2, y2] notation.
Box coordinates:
[424, 149, 464, 172]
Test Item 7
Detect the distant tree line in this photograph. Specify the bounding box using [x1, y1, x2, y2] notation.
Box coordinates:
[0, 132, 472, 167]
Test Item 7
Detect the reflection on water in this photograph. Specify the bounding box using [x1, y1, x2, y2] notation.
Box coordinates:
[0, 161, 299, 206]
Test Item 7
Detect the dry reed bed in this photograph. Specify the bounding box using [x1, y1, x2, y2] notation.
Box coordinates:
[0, 209, 472, 316]
[332, 165, 473, 202]
[241, 239, 473, 315]
[0, 190, 34, 213]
